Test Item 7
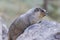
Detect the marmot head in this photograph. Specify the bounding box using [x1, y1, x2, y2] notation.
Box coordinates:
[33, 7, 48, 20]
[29, 7, 48, 24]
[34, 7, 48, 17]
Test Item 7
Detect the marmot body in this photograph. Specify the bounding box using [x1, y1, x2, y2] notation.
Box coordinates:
[8, 7, 47, 40]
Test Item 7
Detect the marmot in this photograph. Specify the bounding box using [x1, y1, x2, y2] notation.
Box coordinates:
[8, 7, 47, 40]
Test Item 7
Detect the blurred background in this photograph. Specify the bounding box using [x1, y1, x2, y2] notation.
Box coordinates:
[0, 0, 60, 28]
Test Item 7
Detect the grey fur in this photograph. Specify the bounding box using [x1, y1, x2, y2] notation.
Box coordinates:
[8, 7, 47, 40]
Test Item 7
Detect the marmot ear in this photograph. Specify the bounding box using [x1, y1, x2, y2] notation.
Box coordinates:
[34, 8, 39, 12]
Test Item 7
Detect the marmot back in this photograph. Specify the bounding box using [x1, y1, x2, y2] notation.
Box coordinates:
[8, 7, 47, 40]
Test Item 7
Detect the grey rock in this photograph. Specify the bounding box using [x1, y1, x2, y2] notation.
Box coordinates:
[17, 20, 60, 40]
[2, 24, 8, 40]
[0, 17, 8, 40]
[0, 17, 2, 40]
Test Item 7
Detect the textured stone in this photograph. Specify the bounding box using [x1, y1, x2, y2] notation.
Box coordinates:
[17, 20, 60, 40]
[0, 17, 8, 40]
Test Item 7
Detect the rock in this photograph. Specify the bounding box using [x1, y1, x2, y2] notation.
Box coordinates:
[17, 20, 60, 40]
[2, 24, 8, 40]
[0, 17, 2, 40]
[0, 17, 8, 40]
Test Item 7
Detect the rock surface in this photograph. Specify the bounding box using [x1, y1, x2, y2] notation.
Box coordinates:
[0, 17, 8, 40]
[17, 20, 60, 40]
[2, 24, 8, 40]
[0, 17, 2, 40]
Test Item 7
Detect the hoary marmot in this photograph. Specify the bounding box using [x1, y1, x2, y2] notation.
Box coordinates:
[8, 7, 47, 40]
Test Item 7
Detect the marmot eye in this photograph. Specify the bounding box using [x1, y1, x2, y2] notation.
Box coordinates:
[41, 9, 44, 12]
